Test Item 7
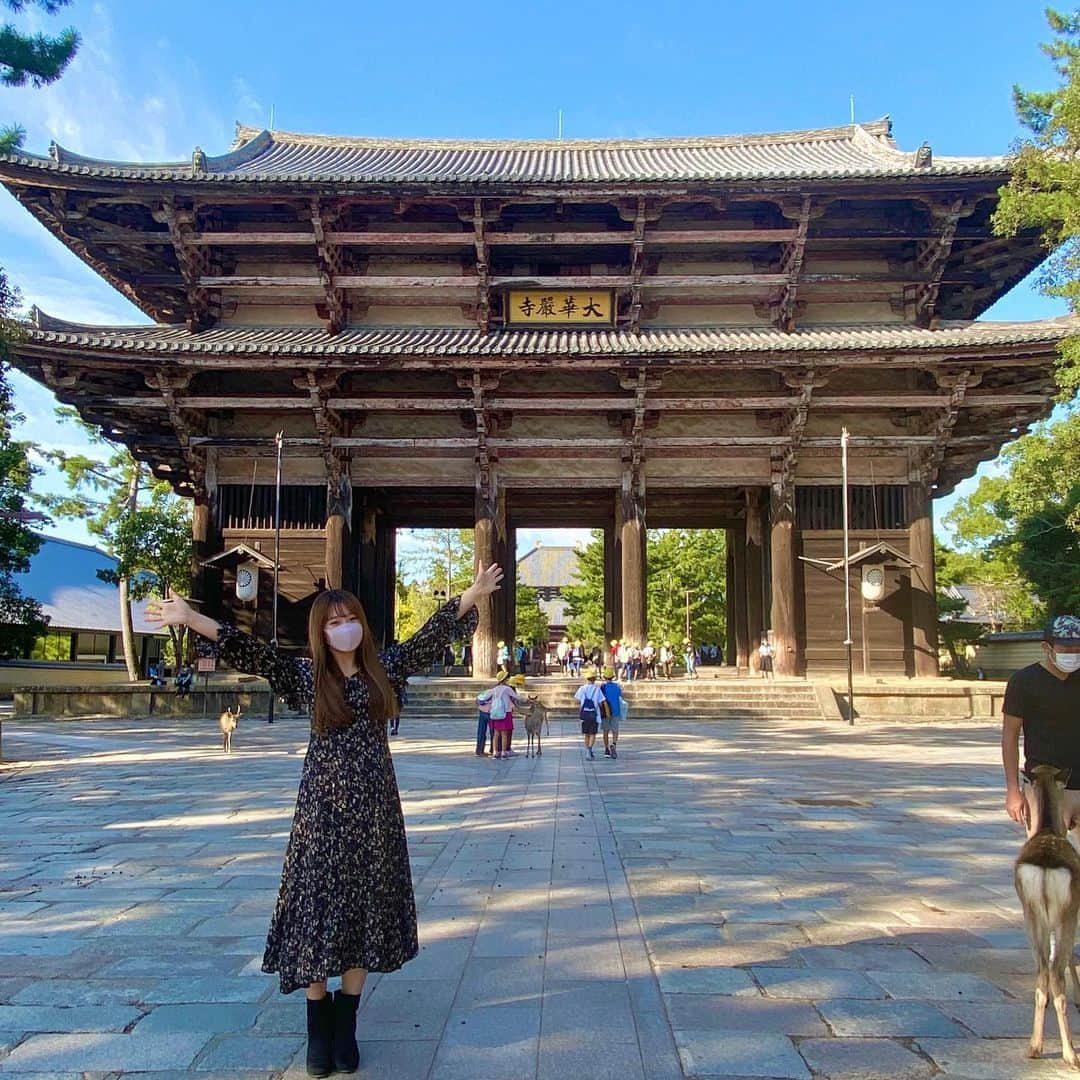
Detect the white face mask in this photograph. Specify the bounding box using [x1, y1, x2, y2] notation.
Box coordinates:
[325, 618, 363, 653]
[1053, 651, 1080, 674]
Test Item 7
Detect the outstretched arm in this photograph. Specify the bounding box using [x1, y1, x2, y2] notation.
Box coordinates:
[145, 590, 309, 707]
[383, 562, 502, 680]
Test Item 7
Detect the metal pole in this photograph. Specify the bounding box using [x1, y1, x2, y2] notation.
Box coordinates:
[268, 430, 283, 724]
[841, 427, 855, 725]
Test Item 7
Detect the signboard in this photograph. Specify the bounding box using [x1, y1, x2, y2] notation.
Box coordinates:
[506, 289, 615, 327]
[196, 657, 217, 673]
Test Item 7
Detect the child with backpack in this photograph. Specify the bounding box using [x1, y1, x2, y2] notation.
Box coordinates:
[574, 669, 608, 760]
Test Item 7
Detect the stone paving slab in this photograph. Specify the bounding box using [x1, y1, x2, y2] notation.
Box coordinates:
[0, 712, 1058, 1078]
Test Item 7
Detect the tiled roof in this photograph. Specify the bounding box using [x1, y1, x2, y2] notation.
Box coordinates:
[24, 311, 1077, 357]
[517, 546, 581, 588]
[14, 534, 163, 635]
[0, 119, 1008, 184]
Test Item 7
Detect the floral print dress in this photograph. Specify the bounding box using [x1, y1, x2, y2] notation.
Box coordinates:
[196, 597, 478, 994]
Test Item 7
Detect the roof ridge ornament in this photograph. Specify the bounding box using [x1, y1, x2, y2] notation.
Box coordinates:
[914, 142, 933, 169]
[192, 146, 207, 174]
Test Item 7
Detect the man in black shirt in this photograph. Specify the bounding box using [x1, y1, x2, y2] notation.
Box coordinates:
[1003, 615, 1080, 834]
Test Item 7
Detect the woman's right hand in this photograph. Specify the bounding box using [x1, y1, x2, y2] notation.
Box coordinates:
[145, 589, 195, 629]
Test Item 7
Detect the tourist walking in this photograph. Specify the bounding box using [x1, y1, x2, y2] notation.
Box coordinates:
[481, 669, 526, 759]
[600, 667, 623, 759]
[575, 668, 607, 760]
[569, 640, 585, 677]
[474, 681, 493, 756]
[659, 642, 673, 679]
[556, 636, 569, 674]
[758, 636, 774, 680]
[683, 637, 699, 679]
[497, 640, 510, 673]
[145, 563, 501, 1078]
[1003, 615, 1080, 836]
[643, 641, 656, 680]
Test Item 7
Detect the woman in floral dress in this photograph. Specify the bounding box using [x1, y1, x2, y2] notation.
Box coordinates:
[146, 563, 501, 1076]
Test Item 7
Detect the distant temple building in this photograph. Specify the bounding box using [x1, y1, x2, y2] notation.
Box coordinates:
[0, 117, 1069, 677]
[516, 544, 581, 641]
[2, 535, 165, 687]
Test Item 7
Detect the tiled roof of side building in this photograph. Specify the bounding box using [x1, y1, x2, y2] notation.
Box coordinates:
[23, 311, 1079, 357]
[0, 119, 1008, 184]
[13, 534, 163, 635]
[517, 546, 582, 589]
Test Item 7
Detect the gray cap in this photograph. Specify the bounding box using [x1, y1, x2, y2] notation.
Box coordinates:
[1046, 615, 1080, 643]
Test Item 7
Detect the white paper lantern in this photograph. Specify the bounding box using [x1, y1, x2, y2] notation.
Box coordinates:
[236, 561, 259, 602]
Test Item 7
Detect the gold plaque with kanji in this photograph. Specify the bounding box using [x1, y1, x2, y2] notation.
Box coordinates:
[506, 289, 615, 326]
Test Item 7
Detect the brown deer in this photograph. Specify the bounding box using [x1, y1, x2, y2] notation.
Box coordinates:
[1015, 764, 1080, 1067]
[218, 705, 241, 754]
[520, 697, 550, 758]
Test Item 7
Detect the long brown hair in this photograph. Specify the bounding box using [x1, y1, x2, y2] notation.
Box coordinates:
[308, 590, 399, 735]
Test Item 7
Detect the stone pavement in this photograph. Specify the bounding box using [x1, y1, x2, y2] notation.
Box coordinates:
[0, 710, 1061, 1078]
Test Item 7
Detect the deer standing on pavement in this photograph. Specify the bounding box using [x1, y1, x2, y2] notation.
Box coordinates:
[219, 705, 241, 754]
[521, 697, 550, 758]
[1015, 764, 1080, 1067]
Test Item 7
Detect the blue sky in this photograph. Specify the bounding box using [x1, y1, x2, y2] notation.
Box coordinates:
[2, 0, 1069, 558]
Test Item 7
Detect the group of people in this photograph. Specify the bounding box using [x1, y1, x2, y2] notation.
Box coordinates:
[473, 664, 627, 762]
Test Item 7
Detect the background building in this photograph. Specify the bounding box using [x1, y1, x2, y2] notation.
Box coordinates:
[2, 535, 166, 688]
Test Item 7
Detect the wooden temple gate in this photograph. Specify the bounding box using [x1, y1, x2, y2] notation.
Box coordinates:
[0, 119, 1069, 678]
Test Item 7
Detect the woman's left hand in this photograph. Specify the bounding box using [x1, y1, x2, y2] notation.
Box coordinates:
[459, 562, 503, 615]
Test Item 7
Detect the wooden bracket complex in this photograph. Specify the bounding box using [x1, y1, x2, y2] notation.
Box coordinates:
[153, 195, 217, 331]
[774, 197, 812, 332]
[910, 198, 969, 327]
[310, 198, 349, 334]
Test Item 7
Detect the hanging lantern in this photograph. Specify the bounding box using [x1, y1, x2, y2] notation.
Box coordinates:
[236, 561, 259, 602]
[860, 564, 886, 604]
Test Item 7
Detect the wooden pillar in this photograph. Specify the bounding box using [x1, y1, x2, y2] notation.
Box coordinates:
[909, 482, 940, 677]
[324, 470, 352, 592]
[378, 525, 397, 649]
[604, 522, 621, 647]
[745, 490, 765, 674]
[732, 518, 749, 671]
[725, 533, 737, 666]
[474, 478, 499, 679]
[192, 499, 211, 605]
[356, 495, 394, 649]
[769, 486, 801, 677]
[618, 476, 647, 644]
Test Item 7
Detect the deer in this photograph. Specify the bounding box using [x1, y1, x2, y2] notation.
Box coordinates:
[218, 705, 241, 754]
[1015, 764, 1080, 1068]
[520, 697, 550, 758]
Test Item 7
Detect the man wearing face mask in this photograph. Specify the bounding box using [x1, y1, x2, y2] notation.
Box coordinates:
[1003, 615, 1080, 835]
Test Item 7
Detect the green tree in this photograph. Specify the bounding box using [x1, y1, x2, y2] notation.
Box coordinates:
[560, 528, 728, 646]
[647, 529, 727, 646]
[561, 531, 606, 643]
[35, 407, 184, 679]
[944, 412, 1080, 621]
[399, 528, 475, 598]
[515, 583, 548, 646]
[394, 573, 439, 642]
[0, 321, 47, 658]
[993, 8, 1080, 395]
[102, 501, 193, 665]
[0, 1, 81, 152]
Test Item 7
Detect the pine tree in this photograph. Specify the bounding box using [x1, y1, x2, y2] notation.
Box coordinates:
[994, 9, 1080, 395]
[0, 1, 80, 152]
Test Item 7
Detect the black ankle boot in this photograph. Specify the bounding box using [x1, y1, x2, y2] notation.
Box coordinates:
[333, 989, 361, 1073]
[305, 994, 335, 1078]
